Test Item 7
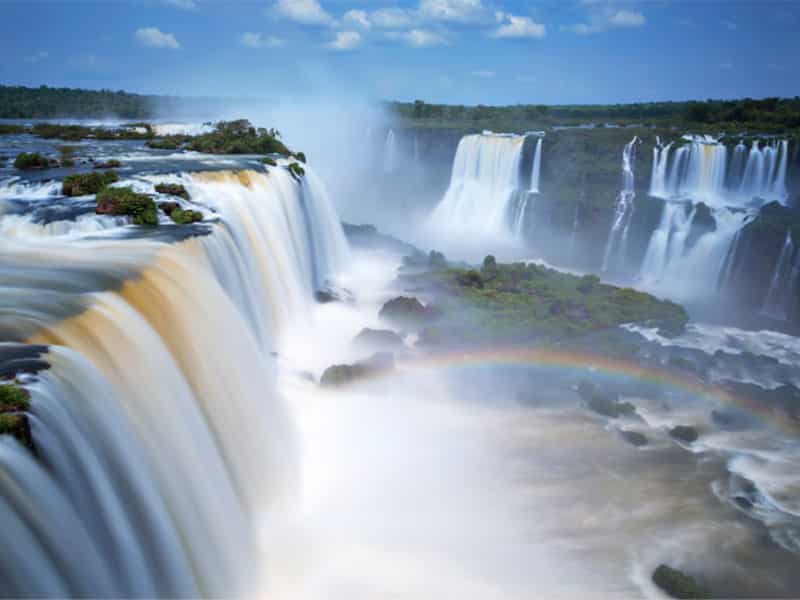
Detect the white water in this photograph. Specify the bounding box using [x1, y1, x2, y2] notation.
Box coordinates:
[383, 129, 399, 174]
[602, 136, 639, 272]
[0, 163, 350, 596]
[650, 137, 789, 206]
[762, 230, 797, 321]
[530, 136, 543, 194]
[428, 133, 527, 242]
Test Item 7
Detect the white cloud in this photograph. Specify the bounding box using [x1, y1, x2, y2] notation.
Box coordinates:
[274, 0, 333, 26]
[240, 32, 285, 48]
[386, 28, 447, 48]
[493, 14, 546, 39]
[163, 0, 196, 9]
[371, 7, 413, 29]
[419, 0, 485, 23]
[343, 9, 371, 29]
[472, 69, 495, 77]
[608, 10, 645, 27]
[325, 30, 361, 51]
[135, 27, 181, 49]
[24, 51, 49, 63]
[563, 8, 645, 34]
[722, 19, 738, 31]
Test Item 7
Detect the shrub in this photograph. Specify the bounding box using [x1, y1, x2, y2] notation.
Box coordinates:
[292, 151, 307, 163]
[62, 170, 118, 196]
[260, 156, 277, 167]
[429, 250, 447, 268]
[58, 145, 77, 167]
[93, 159, 121, 169]
[287, 161, 305, 180]
[0, 383, 30, 410]
[146, 135, 189, 150]
[169, 208, 203, 224]
[154, 183, 189, 200]
[95, 186, 158, 225]
[457, 269, 483, 288]
[186, 119, 290, 155]
[13, 152, 50, 170]
[578, 274, 600, 294]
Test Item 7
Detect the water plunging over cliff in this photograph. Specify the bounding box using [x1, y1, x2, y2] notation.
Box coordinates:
[762, 230, 798, 320]
[602, 136, 639, 272]
[384, 129, 399, 174]
[0, 164, 349, 596]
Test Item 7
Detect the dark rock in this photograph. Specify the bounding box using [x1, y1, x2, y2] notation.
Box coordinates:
[379, 296, 435, 327]
[588, 394, 637, 418]
[669, 425, 699, 443]
[651, 564, 711, 599]
[158, 201, 180, 215]
[353, 328, 404, 351]
[620, 429, 648, 447]
[315, 286, 353, 304]
[320, 352, 394, 387]
[154, 183, 190, 200]
[733, 495, 753, 510]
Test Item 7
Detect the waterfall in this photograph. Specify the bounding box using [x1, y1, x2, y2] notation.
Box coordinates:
[383, 129, 399, 174]
[649, 136, 789, 206]
[428, 132, 527, 240]
[530, 137, 543, 194]
[0, 164, 349, 596]
[761, 229, 796, 320]
[602, 136, 639, 272]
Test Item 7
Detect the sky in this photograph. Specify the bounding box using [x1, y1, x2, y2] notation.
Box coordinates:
[0, 0, 798, 106]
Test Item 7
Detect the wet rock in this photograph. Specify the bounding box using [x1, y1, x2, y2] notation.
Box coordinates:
[320, 352, 394, 387]
[352, 328, 404, 351]
[587, 394, 637, 419]
[669, 425, 699, 443]
[620, 429, 648, 447]
[315, 286, 353, 304]
[379, 296, 436, 327]
[93, 159, 121, 169]
[0, 382, 34, 452]
[158, 201, 180, 215]
[733, 495, 753, 510]
[651, 564, 711, 599]
[154, 183, 189, 200]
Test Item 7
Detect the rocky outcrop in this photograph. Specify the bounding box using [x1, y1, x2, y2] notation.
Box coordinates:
[651, 564, 711, 599]
[379, 296, 436, 328]
[154, 183, 189, 200]
[669, 425, 699, 443]
[320, 352, 395, 387]
[95, 187, 158, 225]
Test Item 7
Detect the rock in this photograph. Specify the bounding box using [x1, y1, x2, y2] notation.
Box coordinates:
[620, 429, 648, 447]
[588, 394, 637, 418]
[158, 201, 180, 215]
[710, 409, 750, 430]
[320, 352, 394, 387]
[353, 328, 404, 351]
[315, 286, 353, 304]
[93, 159, 121, 169]
[733, 496, 753, 510]
[379, 296, 434, 327]
[0, 413, 34, 451]
[154, 183, 189, 200]
[0, 382, 34, 452]
[651, 564, 711, 599]
[456, 269, 483, 288]
[669, 425, 699, 443]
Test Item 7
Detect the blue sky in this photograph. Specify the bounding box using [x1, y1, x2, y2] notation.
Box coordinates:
[1, 0, 798, 105]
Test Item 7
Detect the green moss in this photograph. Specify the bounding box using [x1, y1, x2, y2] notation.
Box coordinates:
[292, 151, 307, 163]
[0, 383, 30, 410]
[13, 152, 51, 170]
[62, 170, 119, 196]
[169, 208, 203, 224]
[260, 156, 278, 167]
[0, 124, 28, 135]
[287, 161, 306, 180]
[95, 186, 158, 225]
[154, 183, 189, 200]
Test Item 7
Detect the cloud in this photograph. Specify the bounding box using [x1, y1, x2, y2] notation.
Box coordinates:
[371, 7, 413, 29]
[493, 13, 546, 39]
[472, 69, 495, 77]
[563, 8, 646, 34]
[722, 19, 738, 31]
[325, 30, 361, 51]
[273, 0, 333, 26]
[419, 0, 486, 23]
[162, 0, 196, 9]
[240, 32, 285, 48]
[134, 27, 181, 49]
[343, 9, 371, 29]
[24, 51, 49, 63]
[386, 28, 447, 48]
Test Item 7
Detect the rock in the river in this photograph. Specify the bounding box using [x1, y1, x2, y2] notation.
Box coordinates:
[320, 352, 395, 387]
[669, 425, 699, 443]
[587, 394, 637, 418]
[352, 328, 404, 351]
[651, 564, 711, 599]
[379, 296, 436, 327]
[620, 429, 648, 447]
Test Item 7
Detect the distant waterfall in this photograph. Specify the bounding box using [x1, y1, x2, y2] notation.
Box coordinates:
[383, 129, 399, 174]
[761, 229, 796, 320]
[649, 136, 789, 206]
[0, 164, 349, 596]
[530, 137, 543, 194]
[602, 136, 639, 272]
[428, 132, 527, 239]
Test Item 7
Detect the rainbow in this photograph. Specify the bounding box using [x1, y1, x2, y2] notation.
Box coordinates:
[341, 346, 799, 433]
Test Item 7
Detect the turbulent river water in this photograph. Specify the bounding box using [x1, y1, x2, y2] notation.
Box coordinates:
[1, 125, 799, 598]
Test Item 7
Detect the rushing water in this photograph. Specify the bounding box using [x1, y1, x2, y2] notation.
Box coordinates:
[602, 136, 639, 273]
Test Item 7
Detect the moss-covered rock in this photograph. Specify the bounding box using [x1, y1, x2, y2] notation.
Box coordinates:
[651, 565, 711, 599]
[62, 170, 119, 196]
[93, 159, 121, 169]
[95, 186, 158, 225]
[0, 382, 30, 411]
[168, 208, 203, 224]
[154, 183, 190, 200]
[292, 151, 306, 163]
[260, 156, 277, 167]
[588, 394, 637, 418]
[13, 152, 52, 170]
[0, 382, 33, 451]
[287, 161, 305, 180]
[379, 296, 435, 327]
[320, 352, 395, 387]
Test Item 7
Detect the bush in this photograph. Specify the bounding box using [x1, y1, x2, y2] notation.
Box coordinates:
[292, 151, 306, 163]
[154, 183, 189, 200]
[62, 170, 118, 196]
[0, 383, 30, 410]
[186, 119, 290, 155]
[147, 135, 189, 150]
[287, 161, 305, 179]
[93, 159, 121, 169]
[169, 208, 203, 224]
[457, 269, 483, 288]
[58, 145, 77, 167]
[13, 152, 51, 170]
[260, 156, 277, 167]
[578, 274, 600, 294]
[95, 186, 158, 225]
[429, 250, 447, 268]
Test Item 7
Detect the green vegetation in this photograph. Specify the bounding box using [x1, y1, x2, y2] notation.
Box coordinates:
[403, 257, 688, 347]
[13, 152, 51, 170]
[186, 120, 290, 155]
[392, 97, 800, 134]
[62, 170, 119, 196]
[651, 565, 711, 599]
[95, 186, 158, 225]
[292, 151, 307, 163]
[0, 383, 30, 411]
[0, 123, 27, 135]
[287, 161, 305, 179]
[94, 159, 121, 169]
[260, 156, 278, 166]
[58, 145, 77, 167]
[0, 85, 155, 118]
[168, 208, 203, 224]
[154, 183, 189, 200]
[147, 135, 190, 150]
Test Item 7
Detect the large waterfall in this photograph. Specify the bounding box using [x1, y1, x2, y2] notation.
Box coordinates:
[650, 136, 789, 206]
[602, 136, 639, 272]
[428, 132, 529, 240]
[383, 129, 399, 174]
[762, 229, 798, 320]
[0, 163, 349, 596]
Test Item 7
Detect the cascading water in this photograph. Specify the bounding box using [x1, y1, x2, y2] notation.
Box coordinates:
[762, 229, 797, 320]
[650, 136, 789, 206]
[602, 136, 639, 272]
[383, 129, 399, 174]
[0, 162, 349, 596]
[530, 137, 543, 194]
[428, 132, 527, 240]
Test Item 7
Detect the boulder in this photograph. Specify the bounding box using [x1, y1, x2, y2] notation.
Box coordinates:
[320, 352, 394, 387]
[379, 296, 434, 327]
[669, 425, 699, 443]
[651, 564, 711, 599]
[154, 183, 190, 200]
[588, 394, 637, 418]
[620, 429, 648, 447]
